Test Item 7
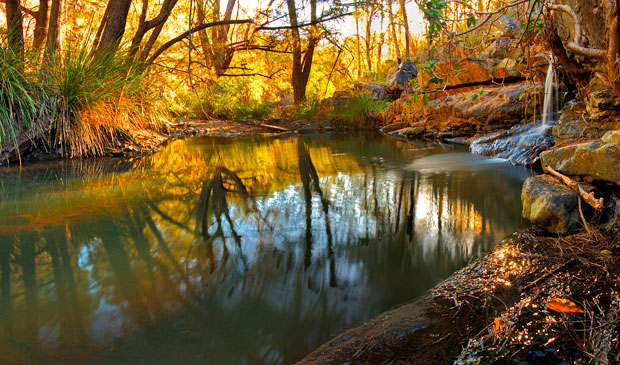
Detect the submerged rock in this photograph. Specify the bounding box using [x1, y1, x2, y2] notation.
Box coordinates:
[470, 122, 554, 165]
[541, 130, 620, 185]
[521, 175, 582, 234]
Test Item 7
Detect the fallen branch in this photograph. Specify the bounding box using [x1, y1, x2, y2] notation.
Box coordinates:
[546, 166, 604, 211]
[234, 120, 291, 132]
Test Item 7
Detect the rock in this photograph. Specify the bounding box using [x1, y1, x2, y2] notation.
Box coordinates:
[386, 66, 399, 79]
[602, 192, 620, 232]
[521, 175, 581, 234]
[393, 126, 425, 136]
[318, 96, 349, 114]
[492, 58, 522, 80]
[541, 130, 620, 185]
[483, 38, 516, 59]
[385, 71, 414, 96]
[381, 82, 543, 138]
[380, 121, 409, 133]
[493, 15, 519, 38]
[353, 81, 384, 98]
[384, 61, 419, 97]
[417, 58, 493, 89]
[399, 61, 418, 76]
[587, 89, 620, 120]
[332, 90, 353, 98]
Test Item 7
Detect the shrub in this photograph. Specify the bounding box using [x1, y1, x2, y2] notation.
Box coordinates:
[49, 44, 163, 157]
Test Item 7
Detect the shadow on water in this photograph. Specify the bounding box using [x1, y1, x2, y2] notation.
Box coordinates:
[0, 134, 530, 364]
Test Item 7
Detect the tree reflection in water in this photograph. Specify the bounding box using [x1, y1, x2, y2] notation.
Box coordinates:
[0, 135, 529, 364]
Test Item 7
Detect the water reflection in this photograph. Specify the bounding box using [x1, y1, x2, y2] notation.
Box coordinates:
[0, 135, 530, 364]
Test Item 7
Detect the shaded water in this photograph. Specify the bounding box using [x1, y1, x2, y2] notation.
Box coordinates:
[0, 134, 530, 364]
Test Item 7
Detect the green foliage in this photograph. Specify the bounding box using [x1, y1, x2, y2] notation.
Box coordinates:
[332, 93, 389, 126]
[419, 0, 448, 41]
[0, 44, 50, 159]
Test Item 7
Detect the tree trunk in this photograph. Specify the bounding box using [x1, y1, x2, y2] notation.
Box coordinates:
[355, 10, 362, 78]
[365, 7, 374, 73]
[129, 0, 179, 60]
[33, 0, 49, 49]
[5, 0, 24, 54]
[197, 0, 237, 77]
[398, 0, 410, 60]
[95, 0, 133, 56]
[377, 3, 384, 73]
[287, 0, 317, 104]
[43, 0, 61, 63]
[388, 0, 400, 60]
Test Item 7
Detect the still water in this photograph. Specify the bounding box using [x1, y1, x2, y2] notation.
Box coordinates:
[0, 134, 529, 364]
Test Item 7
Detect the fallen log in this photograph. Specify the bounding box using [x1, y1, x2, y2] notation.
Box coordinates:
[546, 166, 604, 212]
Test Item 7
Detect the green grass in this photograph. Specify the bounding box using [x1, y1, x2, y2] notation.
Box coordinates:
[291, 97, 320, 121]
[178, 83, 273, 121]
[0, 45, 50, 160]
[332, 93, 389, 126]
[49, 43, 163, 157]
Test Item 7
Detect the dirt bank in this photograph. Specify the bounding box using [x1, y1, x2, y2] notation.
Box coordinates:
[299, 228, 620, 364]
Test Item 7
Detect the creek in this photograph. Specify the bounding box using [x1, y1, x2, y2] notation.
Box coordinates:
[0, 134, 530, 364]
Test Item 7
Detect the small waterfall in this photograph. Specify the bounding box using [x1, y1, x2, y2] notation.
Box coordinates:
[469, 57, 558, 165]
[541, 59, 559, 126]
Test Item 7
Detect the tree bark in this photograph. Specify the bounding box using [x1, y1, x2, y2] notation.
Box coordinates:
[95, 0, 133, 56]
[43, 0, 61, 62]
[32, 0, 49, 49]
[5, 0, 24, 54]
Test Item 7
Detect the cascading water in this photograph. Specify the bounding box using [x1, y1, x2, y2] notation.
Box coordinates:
[470, 58, 559, 165]
[542, 58, 559, 126]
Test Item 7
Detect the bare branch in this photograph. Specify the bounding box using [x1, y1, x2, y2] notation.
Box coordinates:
[146, 19, 253, 64]
[548, 3, 607, 59]
[256, 12, 352, 30]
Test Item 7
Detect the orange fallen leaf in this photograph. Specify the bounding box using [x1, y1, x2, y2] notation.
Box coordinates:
[494, 317, 504, 332]
[546, 298, 584, 314]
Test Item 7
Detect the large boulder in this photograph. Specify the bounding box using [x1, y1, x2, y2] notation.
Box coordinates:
[382, 82, 543, 137]
[418, 58, 493, 89]
[521, 175, 582, 234]
[541, 130, 620, 185]
[385, 61, 419, 97]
